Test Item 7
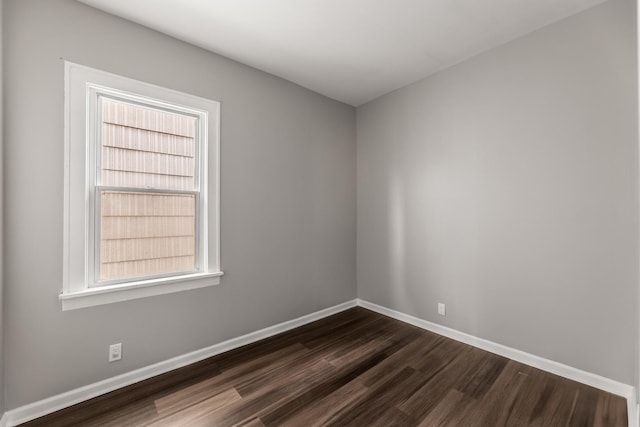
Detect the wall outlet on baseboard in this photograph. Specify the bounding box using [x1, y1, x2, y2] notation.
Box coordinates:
[437, 303, 446, 316]
[109, 343, 122, 362]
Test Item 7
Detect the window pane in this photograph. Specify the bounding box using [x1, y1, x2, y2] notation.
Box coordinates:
[100, 98, 197, 190]
[100, 191, 196, 281]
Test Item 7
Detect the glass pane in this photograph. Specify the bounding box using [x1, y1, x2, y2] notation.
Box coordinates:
[100, 191, 196, 281]
[100, 98, 197, 190]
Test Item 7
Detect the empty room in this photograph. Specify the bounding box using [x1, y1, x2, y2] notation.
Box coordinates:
[1, 0, 639, 425]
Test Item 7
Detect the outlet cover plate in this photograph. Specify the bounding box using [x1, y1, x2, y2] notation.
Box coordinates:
[109, 343, 122, 362]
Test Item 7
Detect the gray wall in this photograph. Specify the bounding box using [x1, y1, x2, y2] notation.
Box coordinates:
[4, 0, 356, 409]
[357, 0, 638, 384]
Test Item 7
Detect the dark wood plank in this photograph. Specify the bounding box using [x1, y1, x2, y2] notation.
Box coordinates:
[150, 342, 309, 420]
[457, 360, 529, 426]
[146, 388, 241, 426]
[415, 389, 476, 427]
[456, 351, 509, 399]
[21, 356, 222, 427]
[569, 384, 601, 426]
[529, 377, 583, 426]
[593, 392, 628, 427]
[509, 364, 554, 422]
[259, 351, 386, 425]
[398, 345, 481, 420]
[279, 380, 368, 427]
[188, 358, 338, 426]
[20, 307, 628, 427]
[326, 366, 431, 426]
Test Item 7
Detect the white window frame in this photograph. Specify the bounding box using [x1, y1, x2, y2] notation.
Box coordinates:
[61, 62, 222, 310]
[89, 88, 206, 287]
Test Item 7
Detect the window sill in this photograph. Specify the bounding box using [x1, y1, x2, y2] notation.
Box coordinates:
[59, 271, 224, 311]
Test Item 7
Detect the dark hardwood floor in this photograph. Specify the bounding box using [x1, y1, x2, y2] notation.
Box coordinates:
[22, 307, 627, 426]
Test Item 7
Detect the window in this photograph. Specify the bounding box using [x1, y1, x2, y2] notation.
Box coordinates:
[61, 62, 222, 310]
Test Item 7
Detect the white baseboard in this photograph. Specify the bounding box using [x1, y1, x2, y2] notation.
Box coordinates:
[357, 299, 638, 427]
[2, 298, 636, 426]
[2, 300, 358, 426]
[629, 396, 639, 427]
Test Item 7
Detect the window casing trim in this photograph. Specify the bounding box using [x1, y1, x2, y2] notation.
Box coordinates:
[59, 272, 224, 311]
[62, 62, 222, 310]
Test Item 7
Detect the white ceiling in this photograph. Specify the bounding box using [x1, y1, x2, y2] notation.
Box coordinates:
[77, 0, 607, 106]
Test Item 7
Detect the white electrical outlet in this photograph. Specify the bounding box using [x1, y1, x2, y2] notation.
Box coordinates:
[109, 343, 122, 362]
[438, 303, 446, 316]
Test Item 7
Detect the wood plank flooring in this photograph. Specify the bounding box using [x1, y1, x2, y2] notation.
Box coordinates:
[21, 307, 627, 426]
